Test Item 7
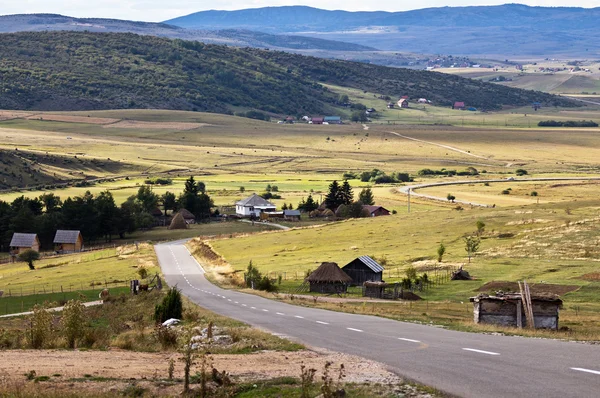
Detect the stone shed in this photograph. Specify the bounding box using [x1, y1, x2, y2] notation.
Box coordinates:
[470, 292, 563, 330]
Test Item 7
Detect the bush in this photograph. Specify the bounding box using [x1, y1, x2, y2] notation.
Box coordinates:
[144, 177, 172, 185]
[501, 190, 510, 195]
[538, 120, 598, 127]
[531, 191, 538, 196]
[155, 325, 179, 349]
[515, 169, 528, 176]
[61, 300, 85, 349]
[28, 305, 53, 349]
[154, 288, 183, 323]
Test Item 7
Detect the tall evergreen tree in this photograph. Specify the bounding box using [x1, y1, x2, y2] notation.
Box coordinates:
[358, 188, 375, 206]
[324, 180, 341, 210]
[340, 180, 354, 205]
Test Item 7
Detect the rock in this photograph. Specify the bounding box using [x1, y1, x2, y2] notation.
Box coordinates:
[162, 318, 180, 327]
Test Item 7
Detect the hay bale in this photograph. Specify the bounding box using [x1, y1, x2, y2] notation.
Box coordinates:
[169, 212, 187, 230]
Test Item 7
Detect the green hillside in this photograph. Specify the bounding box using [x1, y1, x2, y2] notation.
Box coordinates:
[0, 32, 575, 114]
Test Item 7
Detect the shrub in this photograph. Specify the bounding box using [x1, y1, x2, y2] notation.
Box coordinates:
[61, 300, 85, 349]
[531, 191, 538, 196]
[501, 190, 510, 195]
[154, 288, 183, 323]
[515, 168, 528, 176]
[28, 305, 53, 349]
[156, 325, 179, 349]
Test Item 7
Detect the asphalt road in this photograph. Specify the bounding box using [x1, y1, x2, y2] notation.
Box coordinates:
[156, 241, 600, 397]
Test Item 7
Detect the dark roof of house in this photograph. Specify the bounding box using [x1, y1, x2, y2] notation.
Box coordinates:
[362, 205, 389, 214]
[470, 293, 562, 305]
[347, 255, 385, 273]
[10, 233, 38, 247]
[235, 193, 276, 207]
[178, 208, 196, 219]
[284, 210, 301, 216]
[53, 230, 82, 244]
[306, 262, 352, 283]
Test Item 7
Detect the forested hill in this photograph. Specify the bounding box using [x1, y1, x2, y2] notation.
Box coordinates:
[0, 32, 574, 113]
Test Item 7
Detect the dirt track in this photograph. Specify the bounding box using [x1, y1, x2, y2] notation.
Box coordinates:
[0, 348, 401, 385]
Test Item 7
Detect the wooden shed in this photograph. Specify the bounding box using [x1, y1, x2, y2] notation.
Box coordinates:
[470, 293, 563, 330]
[342, 256, 384, 286]
[305, 262, 352, 294]
[54, 230, 84, 253]
[9, 233, 40, 254]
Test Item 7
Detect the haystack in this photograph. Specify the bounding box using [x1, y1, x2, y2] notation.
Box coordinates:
[178, 208, 195, 221]
[169, 212, 187, 230]
[306, 262, 352, 294]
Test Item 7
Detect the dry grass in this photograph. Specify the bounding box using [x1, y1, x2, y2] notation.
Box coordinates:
[102, 120, 208, 130]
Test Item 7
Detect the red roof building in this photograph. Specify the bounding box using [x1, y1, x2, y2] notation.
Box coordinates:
[453, 102, 466, 110]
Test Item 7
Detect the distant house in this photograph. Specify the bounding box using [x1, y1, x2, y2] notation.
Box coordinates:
[453, 102, 466, 110]
[178, 209, 196, 224]
[9, 233, 40, 255]
[235, 193, 277, 217]
[533, 102, 542, 111]
[342, 255, 384, 286]
[305, 262, 352, 294]
[387, 102, 395, 109]
[310, 117, 324, 125]
[397, 99, 409, 108]
[54, 230, 83, 253]
[284, 209, 301, 221]
[284, 116, 295, 124]
[362, 205, 391, 217]
[418, 98, 428, 103]
[324, 116, 342, 124]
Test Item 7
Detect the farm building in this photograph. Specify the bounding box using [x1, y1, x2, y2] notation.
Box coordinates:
[453, 101, 466, 110]
[54, 230, 83, 253]
[397, 99, 409, 108]
[284, 209, 301, 221]
[387, 102, 394, 109]
[470, 293, 562, 330]
[310, 117, 324, 125]
[306, 262, 352, 294]
[235, 193, 276, 217]
[418, 98, 428, 103]
[342, 255, 384, 286]
[362, 205, 391, 217]
[178, 209, 196, 224]
[9, 233, 40, 255]
[324, 116, 342, 124]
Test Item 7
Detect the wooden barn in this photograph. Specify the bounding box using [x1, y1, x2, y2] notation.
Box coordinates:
[342, 255, 384, 286]
[305, 262, 352, 294]
[9, 233, 40, 255]
[54, 230, 83, 253]
[470, 293, 562, 330]
[362, 205, 391, 217]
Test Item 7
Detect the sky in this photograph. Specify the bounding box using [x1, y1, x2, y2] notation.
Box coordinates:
[0, 1, 597, 22]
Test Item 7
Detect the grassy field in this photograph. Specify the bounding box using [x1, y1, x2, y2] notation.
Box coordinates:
[0, 244, 158, 295]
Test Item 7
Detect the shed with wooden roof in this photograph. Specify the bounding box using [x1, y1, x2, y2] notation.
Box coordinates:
[305, 262, 352, 294]
[10, 233, 40, 254]
[54, 230, 83, 253]
[342, 255, 384, 286]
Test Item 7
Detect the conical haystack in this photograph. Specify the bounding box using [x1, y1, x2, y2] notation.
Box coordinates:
[169, 212, 187, 230]
[306, 262, 352, 284]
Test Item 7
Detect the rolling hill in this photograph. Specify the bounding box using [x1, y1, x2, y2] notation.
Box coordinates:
[165, 4, 600, 56]
[0, 31, 576, 114]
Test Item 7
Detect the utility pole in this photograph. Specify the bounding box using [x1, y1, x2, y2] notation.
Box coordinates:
[407, 188, 411, 213]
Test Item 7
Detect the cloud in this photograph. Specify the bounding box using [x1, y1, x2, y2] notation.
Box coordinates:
[0, 1, 597, 22]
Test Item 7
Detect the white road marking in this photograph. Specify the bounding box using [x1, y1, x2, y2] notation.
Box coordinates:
[241, 304, 247, 307]
[234, 302, 239, 304]
[462, 348, 500, 356]
[262, 309, 269, 312]
[276, 312, 285, 316]
[227, 299, 232, 302]
[571, 367, 600, 375]
[251, 307, 257, 309]
[398, 338, 421, 343]
[294, 315, 304, 319]
[316, 321, 329, 325]
[347, 328, 363, 332]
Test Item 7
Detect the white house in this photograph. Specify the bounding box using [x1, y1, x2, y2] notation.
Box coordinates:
[235, 193, 277, 217]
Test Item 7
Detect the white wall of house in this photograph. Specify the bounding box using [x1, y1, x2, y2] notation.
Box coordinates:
[236, 205, 277, 217]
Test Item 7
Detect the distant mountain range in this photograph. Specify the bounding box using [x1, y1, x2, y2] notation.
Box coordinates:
[165, 4, 600, 56]
[0, 14, 375, 52]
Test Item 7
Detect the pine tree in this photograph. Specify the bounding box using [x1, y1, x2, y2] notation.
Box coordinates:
[358, 188, 375, 205]
[340, 180, 354, 205]
[303, 194, 318, 212]
[282, 203, 288, 210]
[325, 180, 341, 209]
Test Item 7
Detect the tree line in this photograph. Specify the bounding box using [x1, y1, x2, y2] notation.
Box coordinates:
[0, 176, 213, 251]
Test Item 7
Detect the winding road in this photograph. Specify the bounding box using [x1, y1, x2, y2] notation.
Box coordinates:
[399, 177, 600, 207]
[156, 240, 600, 398]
